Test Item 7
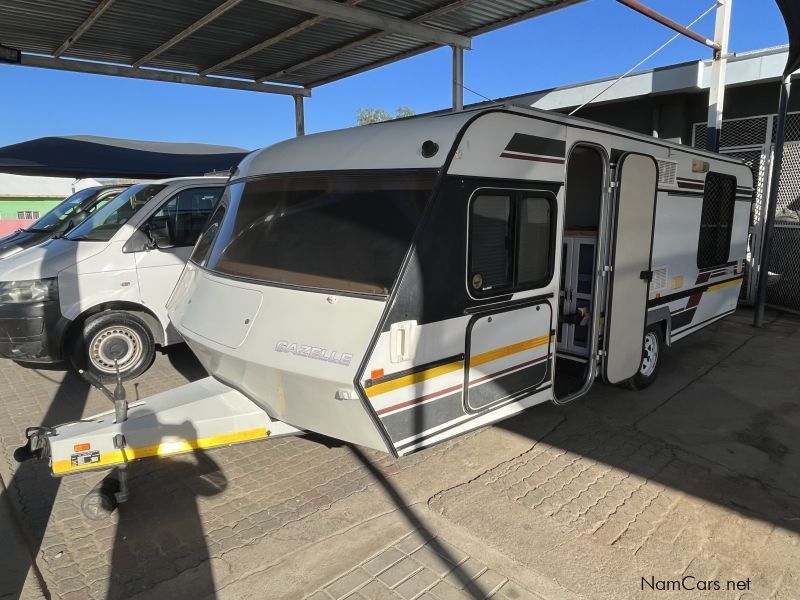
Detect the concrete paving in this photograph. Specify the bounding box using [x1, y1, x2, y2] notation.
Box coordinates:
[0, 308, 798, 600]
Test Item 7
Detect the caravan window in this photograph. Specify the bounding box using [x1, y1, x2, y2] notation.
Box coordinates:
[203, 171, 436, 296]
[697, 172, 736, 269]
[469, 189, 555, 296]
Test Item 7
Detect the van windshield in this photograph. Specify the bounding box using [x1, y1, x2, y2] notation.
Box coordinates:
[28, 187, 123, 233]
[202, 171, 437, 296]
[67, 184, 166, 242]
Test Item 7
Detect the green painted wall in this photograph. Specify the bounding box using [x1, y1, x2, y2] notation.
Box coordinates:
[0, 198, 63, 219]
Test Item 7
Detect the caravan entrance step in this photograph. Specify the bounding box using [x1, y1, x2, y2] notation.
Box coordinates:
[45, 377, 300, 476]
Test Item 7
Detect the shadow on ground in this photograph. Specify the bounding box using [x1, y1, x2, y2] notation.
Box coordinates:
[496, 309, 800, 535]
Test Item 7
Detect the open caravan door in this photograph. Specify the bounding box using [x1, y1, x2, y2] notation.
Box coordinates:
[603, 153, 658, 384]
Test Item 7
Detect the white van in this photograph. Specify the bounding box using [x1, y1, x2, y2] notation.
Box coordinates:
[0, 176, 226, 380]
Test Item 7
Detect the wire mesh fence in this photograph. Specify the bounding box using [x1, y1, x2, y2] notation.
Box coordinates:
[693, 112, 800, 313]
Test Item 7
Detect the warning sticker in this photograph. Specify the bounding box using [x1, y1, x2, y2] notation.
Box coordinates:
[71, 450, 101, 467]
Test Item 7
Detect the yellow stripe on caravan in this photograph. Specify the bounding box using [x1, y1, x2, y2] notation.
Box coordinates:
[471, 334, 551, 368]
[365, 334, 552, 398]
[707, 277, 743, 292]
[51, 427, 268, 475]
[365, 360, 464, 398]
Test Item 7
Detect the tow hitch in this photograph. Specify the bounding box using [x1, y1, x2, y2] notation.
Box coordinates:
[14, 425, 56, 463]
[14, 364, 302, 520]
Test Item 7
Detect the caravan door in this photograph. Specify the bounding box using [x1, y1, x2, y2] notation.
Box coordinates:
[603, 153, 658, 384]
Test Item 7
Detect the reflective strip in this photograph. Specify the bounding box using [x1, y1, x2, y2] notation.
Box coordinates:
[52, 427, 268, 475]
[365, 334, 551, 398]
[707, 277, 743, 292]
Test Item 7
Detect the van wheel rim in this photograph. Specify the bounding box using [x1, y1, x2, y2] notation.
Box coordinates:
[640, 332, 659, 377]
[89, 326, 143, 374]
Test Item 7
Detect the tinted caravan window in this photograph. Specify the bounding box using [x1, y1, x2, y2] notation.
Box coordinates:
[204, 171, 436, 296]
[697, 172, 736, 269]
[469, 189, 556, 296]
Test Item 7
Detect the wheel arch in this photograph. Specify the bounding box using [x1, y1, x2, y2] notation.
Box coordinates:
[63, 301, 166, 355]
[646, 306, 672, 347]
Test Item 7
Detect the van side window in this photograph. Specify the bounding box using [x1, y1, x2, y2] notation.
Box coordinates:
[147, 187, 223, 248]
[697, 172, 736, 269]
[469, 190, 555, 295]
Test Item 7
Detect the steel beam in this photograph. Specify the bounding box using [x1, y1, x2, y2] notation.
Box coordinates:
[255, 0, 471, 49]
[133, 0, 245, 68]
[54, 0, 116, 58]
[452, 46, 464, 112]
[258, 0, 479, 83]
[294, 95, 305, 136]
[306, 0, 586, 87]
[616, 0, 720, 50]
[18, 54, 311, 96]
[705, 0, 733, 152]
[200, 0, 365, 76]
[754, 74, 792, 327]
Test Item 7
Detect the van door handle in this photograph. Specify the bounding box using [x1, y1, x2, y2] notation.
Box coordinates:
[640, 270, 653, 281]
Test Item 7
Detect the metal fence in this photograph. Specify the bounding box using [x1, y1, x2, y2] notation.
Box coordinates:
[693, 111, 800, 313]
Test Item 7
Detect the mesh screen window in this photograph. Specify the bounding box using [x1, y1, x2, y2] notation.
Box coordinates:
[697, 173, 737, 269]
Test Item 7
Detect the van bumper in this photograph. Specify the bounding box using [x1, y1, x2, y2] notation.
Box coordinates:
[0, 301, 68, 363]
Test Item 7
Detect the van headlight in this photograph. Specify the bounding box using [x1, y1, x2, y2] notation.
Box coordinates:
[0, 278, 59, 303]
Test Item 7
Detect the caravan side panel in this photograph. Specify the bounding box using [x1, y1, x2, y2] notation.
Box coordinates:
[360, 112, 566, 455]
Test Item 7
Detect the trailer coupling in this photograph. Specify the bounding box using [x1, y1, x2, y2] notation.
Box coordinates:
[14, 425, 56, 463]
[13, 375, 302, 519]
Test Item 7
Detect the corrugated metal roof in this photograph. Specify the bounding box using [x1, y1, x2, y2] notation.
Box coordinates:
[0, 0, 584, 94]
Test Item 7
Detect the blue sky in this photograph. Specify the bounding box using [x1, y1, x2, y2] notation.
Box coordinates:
[0, 0, 789, 150]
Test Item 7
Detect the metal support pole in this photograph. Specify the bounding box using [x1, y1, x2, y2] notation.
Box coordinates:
[754, 74, 792, 327]
[294, 95, 305, 137]
[706, 0, 732, 152]
[452, 45, 463, 112]
[615, 0, 720, 50]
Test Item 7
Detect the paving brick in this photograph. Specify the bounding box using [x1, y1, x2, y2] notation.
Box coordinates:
[358, 580, 404, 600]
[495, 580, 543, 600]
[363, 548, 405, 576]
[410, 546, 457, 577]
[442, 558, 486, 589]
[377, 558, 422, 588]
[428, 581, 472, 600]
[395, 531, 434, 555]
[393, 567, 439, 599]
[471, 570, 507, 596]
[326, 569, 372, 600]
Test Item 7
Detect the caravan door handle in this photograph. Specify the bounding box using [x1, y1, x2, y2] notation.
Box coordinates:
[640, 270, 653, 281]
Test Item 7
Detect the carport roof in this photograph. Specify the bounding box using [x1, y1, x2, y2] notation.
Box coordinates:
[0, 0, 583, 96]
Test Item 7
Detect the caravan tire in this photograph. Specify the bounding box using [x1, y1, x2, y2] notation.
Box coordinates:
[623, 324, 663, 391]
[70, 311, 155, 383]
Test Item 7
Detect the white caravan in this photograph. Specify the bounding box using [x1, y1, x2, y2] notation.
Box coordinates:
[0, 176, 225, 380]
[17, 106, 753, 513]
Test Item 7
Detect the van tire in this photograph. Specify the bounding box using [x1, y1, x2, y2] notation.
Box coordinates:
[623, 324, 663, 391]
[70, 311, 155, 382]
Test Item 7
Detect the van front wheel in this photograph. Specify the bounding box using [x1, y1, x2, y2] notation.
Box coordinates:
[71, 311, 155, 382]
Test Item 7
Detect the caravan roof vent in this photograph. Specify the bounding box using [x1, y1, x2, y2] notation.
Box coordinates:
[657, 159, 678, 186]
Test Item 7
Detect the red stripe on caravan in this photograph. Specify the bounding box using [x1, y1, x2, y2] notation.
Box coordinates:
[499, 152, 565, 165]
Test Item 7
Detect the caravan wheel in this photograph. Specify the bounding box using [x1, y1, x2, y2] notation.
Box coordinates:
[623, 324, 663, 391]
